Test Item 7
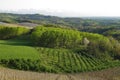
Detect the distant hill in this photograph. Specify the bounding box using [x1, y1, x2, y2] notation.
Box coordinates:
[1, 13, 120, 29]
[0, 13, 120, 41]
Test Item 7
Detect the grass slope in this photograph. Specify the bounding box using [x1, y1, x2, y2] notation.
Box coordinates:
[0, 39, 40, 60]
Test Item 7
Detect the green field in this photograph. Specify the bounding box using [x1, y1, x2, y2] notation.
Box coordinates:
[0, 39, 40, 60]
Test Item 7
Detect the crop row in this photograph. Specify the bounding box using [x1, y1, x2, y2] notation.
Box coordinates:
[37, 47, 110, 73]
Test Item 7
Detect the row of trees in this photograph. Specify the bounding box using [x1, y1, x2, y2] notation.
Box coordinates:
[31, 26, 82, 48]
[0, 25, 30, 39]
[31, 26, 110, 48]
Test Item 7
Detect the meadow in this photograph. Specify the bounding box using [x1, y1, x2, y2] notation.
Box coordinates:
[0, 38, 40, 60]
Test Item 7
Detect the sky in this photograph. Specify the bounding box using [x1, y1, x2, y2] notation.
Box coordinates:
[0, 0, 120, 17]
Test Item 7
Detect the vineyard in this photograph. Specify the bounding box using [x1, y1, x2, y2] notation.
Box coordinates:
[36, 47, 120, 73]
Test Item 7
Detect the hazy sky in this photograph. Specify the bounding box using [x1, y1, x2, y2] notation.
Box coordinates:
[0, 0, 120, 17]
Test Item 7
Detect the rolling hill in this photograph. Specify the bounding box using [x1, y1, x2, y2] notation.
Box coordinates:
[0, 13, 120, 28]
[0, 24, 120, 73]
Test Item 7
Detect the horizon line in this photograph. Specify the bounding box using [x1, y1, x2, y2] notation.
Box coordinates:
[1, 12, 120, 18]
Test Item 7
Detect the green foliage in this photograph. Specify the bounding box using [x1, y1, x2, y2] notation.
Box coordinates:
[103, 30, 120, 41]
[0, 38, 120, 73]
[31, 26, 82, 48]
[109, 37, 120, 59]
[0, 25, 30, 39]
[31, 26, 120, 60]
[31, 26, 110, 47]
[0, 13, 120, 73]
[1, 47, 118, 73]
[85, 36, 120, 60]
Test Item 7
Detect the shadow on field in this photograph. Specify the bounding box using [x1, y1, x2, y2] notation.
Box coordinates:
[0, 40, 33, 46]
[0, 35, 33, 46]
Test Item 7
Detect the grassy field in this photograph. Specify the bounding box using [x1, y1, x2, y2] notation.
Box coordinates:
[0, 39, 40, 60]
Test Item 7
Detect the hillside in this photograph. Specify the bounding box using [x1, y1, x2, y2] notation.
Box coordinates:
[0, 25, 120, 73]
[0, 13, 120, 42]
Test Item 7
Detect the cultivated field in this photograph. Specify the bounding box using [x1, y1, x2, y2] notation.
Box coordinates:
[37, 47, 106, 73]
[0, 67, 119, 80]
[0, 39, 120, 73]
